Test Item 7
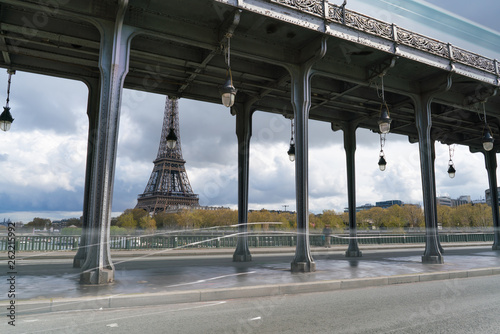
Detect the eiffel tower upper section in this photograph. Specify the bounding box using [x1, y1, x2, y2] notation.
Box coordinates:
[136, 97, 199, 214]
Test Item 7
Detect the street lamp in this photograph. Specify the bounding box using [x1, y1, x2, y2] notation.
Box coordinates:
[377, 76, 391, 134]
[447, 144, 456, 178]
[0, 69, 15, 132]
[447, 162, 456, 179]
[166, 98, 177, 149]
[483, 130, 494, 152]
[220, 35, 237, 108]
[288, 118, 295, 162]
[166, 128, 177, 149]
[482, 102, 494, 151]
[0, 107, 13, 132]
[378, 133, 387, 171]
[287, 143, 295, 162]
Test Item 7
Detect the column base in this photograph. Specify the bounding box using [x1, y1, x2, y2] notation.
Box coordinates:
[291, 261, 316, 273]
[345, 250, 362, 257]
[73, 257, 84, 268]
[421, 255, 444, 264]
[233, 253, 252, 262]
[492, 244, 500, 251]
[80, 269, 114, 284]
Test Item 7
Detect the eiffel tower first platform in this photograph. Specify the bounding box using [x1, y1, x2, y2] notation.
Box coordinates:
[136, 97, 199, 214]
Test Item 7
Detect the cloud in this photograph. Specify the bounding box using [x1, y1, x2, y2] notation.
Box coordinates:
[8, 72, 88, 134]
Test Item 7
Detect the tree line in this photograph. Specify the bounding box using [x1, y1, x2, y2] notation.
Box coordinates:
[14, 203, 494, 235]
[109, 203, 493, 233]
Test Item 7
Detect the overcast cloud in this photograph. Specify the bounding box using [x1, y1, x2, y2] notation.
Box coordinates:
[0, 1, 499, 222]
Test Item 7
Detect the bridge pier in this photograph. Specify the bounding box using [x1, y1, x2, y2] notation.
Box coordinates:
[79, 0, 136, 284]
[483, 150, 500, 250]
[233, 104, 254, 262]
[290, 63, 315, 273]
[289, 37, 327, 273]
[414, 94, 444, 264]
[341, 122, 362, 257]
[73, 78, 100, 269]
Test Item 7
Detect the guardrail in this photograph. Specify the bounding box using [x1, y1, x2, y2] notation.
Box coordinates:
[0, 233, 494, 252]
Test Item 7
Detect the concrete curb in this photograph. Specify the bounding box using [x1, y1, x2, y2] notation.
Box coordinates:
[6, 266, 500, 316]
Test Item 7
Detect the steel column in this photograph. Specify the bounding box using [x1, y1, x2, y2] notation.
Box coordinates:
[290, 64, 315, 272]
[73, 78, 100, 268]
[289, 37, 327, 272]
[430, 139, 444, 254]
[342, 122, 362, 257]
[233, 104, 254, 262]
[80, 0, 135, 284]
[415, 96, 443, 264]
[483, 150, 500, 250]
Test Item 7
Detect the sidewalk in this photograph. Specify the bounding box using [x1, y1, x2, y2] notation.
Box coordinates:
[3, 243, 500, 315]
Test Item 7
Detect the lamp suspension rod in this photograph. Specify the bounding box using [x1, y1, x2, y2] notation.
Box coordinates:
[381, 75, 385, 102]
[5, 70, 12, 108]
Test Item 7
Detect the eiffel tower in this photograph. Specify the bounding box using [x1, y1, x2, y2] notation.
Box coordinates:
[136, 96, 199, 213]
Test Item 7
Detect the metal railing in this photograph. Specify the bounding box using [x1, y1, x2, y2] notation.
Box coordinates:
[0, 232, 494, 252]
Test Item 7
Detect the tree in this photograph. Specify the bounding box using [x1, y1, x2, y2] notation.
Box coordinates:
[25, 217, 52, 230]
[472, 203, 492, 228]
[401, 205, 424, 229]
[154, 211, 178, 229]
[123, 208, 148, 223]
[139, 215, 157, 234]
[437, 205, 453, 228]
[386, 205, 405, 230]
[174, 209, 193, 230]
[249, 209, 274, 230]
[317, 210, 343, 230]
[63, 217, 82, 228]
[117, 212, 137, 230]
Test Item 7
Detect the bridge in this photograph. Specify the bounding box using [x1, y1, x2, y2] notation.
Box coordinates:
[1, 0, 499, 283]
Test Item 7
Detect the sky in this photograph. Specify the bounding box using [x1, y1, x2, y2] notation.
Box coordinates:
[1, 0, 500, 223]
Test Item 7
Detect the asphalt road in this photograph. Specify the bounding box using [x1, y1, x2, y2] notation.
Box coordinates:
[5, 274, 500, 334]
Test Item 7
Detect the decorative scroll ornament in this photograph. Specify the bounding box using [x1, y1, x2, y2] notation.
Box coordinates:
[328, 5, 343, 23]
[397, 29, 449, 58]
[343, 11, 393, 39]
[453, 48, 496, 73]
[272, 0, 324, 17]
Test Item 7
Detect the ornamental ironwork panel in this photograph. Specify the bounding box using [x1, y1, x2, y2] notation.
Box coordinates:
[396, 28, 450, 58]
[453, 48, 496, 73]
[327, 4, 343, 23]
[271, 0, 324, 17]
[343, 10, 393, 39]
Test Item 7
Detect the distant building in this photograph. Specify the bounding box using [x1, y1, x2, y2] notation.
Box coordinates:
[0, 218, 12, 227]
[437, 196, 453, 207]
[344, 203, 375, 213]
[376, 200, 404, 209]
[472, 198, 486, 205]
[455, 195, 471, 206]
[344, 200, 408, 212]
[485, 187, 500, 206]
[437, 195, 471, 207]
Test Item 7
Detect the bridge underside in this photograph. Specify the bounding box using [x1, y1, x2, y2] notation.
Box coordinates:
[1, 0, 500, 282]
[1, 0, 498, 142]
